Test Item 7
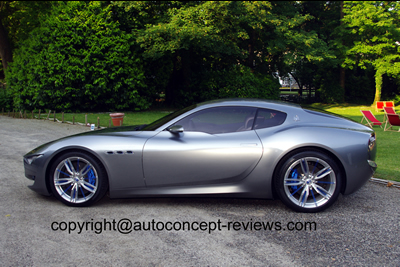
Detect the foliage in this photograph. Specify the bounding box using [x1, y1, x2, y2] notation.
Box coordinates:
[342, 1, 400, 103]
[0, 87, 12, 110]
[318, 74, 345, 104]
[202, 66, 280, 101]
[5, 1, 150, 112]
[344, 66, 375, 105]
[128, 1, 329, 106]
[0, 1, 55, 49]
[3, 1, 400, 109]
[0, 1, 56, 74]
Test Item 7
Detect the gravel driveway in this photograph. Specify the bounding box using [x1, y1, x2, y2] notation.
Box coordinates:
[0, 115, 399, 266]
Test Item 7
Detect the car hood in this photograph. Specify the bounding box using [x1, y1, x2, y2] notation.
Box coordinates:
[24, 125, 147, 156]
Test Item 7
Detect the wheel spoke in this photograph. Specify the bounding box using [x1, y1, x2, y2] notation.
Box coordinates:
[311, 159, 319, 175]
[56, 169, 70, 177]
[300, 158, 309, 175]
[80, 186, 86, 200]
[81, 164, 92, 176]
[290, 184, 304, 196]
[285, 178, 303, 186]
[310, 188, 317, 206]
[312, 184, 332, 199]
[298, 186, 309, 207]
[62, 184, 72, 195]
[285, 181, 303, 186]
[81, 181, 97, 193]
[70, 184, 78, 202]
[315, 167, 332, 180]
[316, 181, 335, 184]
[64, 159, 75, 175]
[55, 178, 73, 186]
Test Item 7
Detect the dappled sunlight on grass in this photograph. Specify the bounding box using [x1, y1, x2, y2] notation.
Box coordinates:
[315, 104, 400, 182]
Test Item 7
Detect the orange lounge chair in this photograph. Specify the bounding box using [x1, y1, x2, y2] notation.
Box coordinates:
[360, 110, 382, 128]
[376, 101, 384, 112]
[384, 113, 400, 132]
[383, 106, 396, 123]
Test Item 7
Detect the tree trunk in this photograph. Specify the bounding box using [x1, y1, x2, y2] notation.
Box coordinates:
[373, 70, 382, 105]
[339, 1, 345, 102]
[0, 14, 13, 74]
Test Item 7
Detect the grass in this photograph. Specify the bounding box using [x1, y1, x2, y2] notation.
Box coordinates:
[307, 103, 400, 182]
[4, 110, 172, 128]
[3, 103, 399, 182]
[52, 111, 172, 128]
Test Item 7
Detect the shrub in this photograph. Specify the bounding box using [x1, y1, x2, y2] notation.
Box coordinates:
[6, 1, 149, 112]
[0, 87, 13, 111]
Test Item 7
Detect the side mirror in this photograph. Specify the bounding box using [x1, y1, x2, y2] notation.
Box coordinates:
[168, 125, 184, 133]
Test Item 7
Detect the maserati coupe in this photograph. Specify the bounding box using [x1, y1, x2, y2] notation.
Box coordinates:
[23, 99, 377, 212]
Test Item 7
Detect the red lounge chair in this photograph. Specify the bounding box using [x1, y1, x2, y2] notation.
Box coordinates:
[376, 101, 384, 112]
[384, 113, 400, 132]
[385, 101, 395, 108]
[360, 110, 382, 128]
[383, 106, 396, 123]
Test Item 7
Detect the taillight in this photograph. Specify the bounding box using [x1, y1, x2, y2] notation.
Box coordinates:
[368, 133, 376, 152]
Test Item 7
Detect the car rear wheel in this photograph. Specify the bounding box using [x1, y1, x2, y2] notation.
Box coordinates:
[49, 151, 108, 207]
[275, 151, 342, 213]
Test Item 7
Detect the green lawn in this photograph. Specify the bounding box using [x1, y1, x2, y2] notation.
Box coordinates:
[30, 110, 172, 128]
[307, 103, 400, 182]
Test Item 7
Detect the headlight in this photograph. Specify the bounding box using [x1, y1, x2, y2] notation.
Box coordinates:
[24, 154, 43, 165]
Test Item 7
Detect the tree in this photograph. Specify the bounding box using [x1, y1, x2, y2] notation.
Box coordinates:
[117, 1, 336, 106]
[342, 1, 400, 104]
[0, 1, 55, 77]
[6, 1, 149, 111]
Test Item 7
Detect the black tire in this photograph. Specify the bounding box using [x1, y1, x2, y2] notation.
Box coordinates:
[49, 151, 108, 207]
[274, 151, 342, 213]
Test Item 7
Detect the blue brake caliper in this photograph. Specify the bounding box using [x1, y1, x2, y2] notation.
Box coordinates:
[289, 169, 298, 190]
[88, 168, 96, 186]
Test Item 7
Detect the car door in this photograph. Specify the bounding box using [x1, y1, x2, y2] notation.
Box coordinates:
[143, 106, 263, 187]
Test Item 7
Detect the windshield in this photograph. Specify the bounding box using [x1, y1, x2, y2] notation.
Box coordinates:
[141, 104, 197, 131]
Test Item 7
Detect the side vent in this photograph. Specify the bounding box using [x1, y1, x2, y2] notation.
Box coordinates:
[106, 151, 134, 155]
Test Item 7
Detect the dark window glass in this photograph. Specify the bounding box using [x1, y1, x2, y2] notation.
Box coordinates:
[174, 106, 257, 134]
[253, 108, 287, 129]
[141, 104, 197, 131]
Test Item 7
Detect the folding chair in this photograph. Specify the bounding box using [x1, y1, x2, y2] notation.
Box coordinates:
[385, 101, 395, 109]
[384, 113, 400, 132]
[383, 106, 396, 123]
[360, 110, 382, 128]
[376, 101, 384, 112]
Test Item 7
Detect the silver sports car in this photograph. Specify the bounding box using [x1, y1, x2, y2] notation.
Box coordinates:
[24, 99, 377, 212]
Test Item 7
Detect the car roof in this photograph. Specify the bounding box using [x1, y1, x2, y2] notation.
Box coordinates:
[196, 98, 302, 111]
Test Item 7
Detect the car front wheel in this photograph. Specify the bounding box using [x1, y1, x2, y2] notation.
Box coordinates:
[275, 151, 342, 213]
[49, 151, 108, 207]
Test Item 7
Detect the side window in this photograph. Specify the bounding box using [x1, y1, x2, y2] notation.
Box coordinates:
[254, 108, 287, 129]
[174, 106, 257, 134]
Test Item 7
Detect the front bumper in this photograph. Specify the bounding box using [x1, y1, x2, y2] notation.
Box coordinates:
[24, 155, 52, 196]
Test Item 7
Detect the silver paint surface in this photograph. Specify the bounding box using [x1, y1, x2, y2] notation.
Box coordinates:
[23, 99, 376, 200]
